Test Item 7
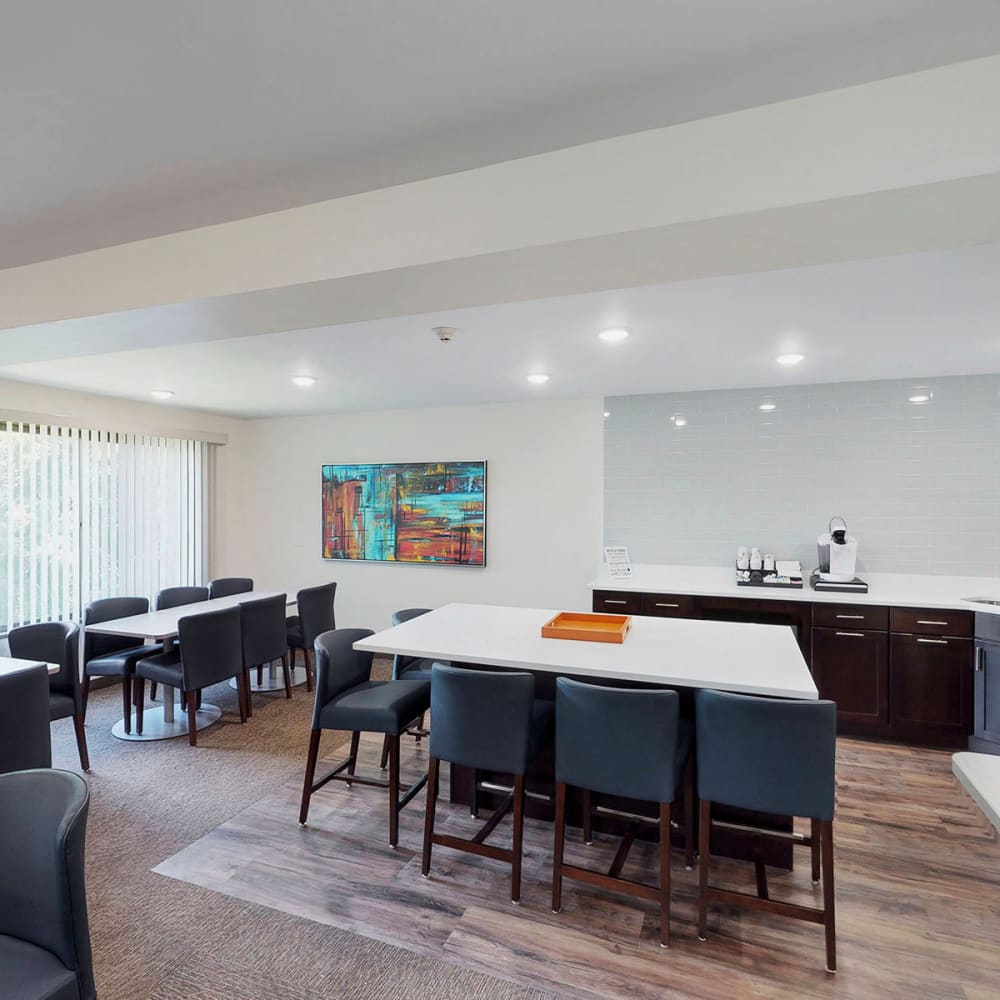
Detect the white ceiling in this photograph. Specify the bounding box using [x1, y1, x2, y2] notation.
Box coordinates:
[5, 243, 999, 417]
[4, 0, 1000, 269]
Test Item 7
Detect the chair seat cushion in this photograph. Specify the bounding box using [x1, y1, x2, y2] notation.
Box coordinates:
[0, 934, 79, 1000]
[134, 650, 183, 688]
[48, 693, 75, 723]
[85, 644, 162, 678]
[319, 679, 430, 736]
[398, 658, 444, 683]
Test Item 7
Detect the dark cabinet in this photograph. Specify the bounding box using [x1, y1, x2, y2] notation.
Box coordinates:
[972, 640, 1000, 750]
[812, 627, 888, 732]
[889, 633, 973, 744]
[640, 593, 698, 618]
[592, 589, 642, 614]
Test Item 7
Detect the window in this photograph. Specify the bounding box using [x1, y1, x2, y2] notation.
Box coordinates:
[0, 421, 211, 633]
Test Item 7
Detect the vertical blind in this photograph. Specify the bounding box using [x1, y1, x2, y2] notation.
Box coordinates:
[0, 421, 211, 633]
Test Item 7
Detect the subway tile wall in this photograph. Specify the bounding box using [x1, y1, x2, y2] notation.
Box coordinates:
[604, 374, 1000, 577]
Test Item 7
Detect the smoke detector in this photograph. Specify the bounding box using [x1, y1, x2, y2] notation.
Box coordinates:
[433, 325, 459, 343]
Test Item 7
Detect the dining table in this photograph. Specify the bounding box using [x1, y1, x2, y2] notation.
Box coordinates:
[0, 657, 60, 678]
[86, 590, 294, 741]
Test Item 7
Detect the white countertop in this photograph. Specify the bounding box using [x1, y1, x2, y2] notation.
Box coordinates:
[591, 564, 1000, 613]
[354, 602, 816, 700]
[953, 752, 1000, 833]
[0, 657, 60, 678]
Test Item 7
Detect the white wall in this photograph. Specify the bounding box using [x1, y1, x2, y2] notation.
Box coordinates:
[220, 398, 605, 629]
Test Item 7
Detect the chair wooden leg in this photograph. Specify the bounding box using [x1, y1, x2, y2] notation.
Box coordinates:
[134, 676, 144, 735]
[196, 689, 203, 710]
[257, 664, 264, 686]
[659, 801, 672, 948]
[683, 756, 695, 869]
[121, 676, 132, 734]
[346, 731, 361, 787]
[697, 798, 711, 941]
[582, 788, 593, 844]
[414, 711, 425, 744]
[388, 734, 400, 847]
[811, 817, 821, 885]
[81, 675, 91, 717]
[245, 668, 253, 718]
[511, 773, 525, 903]
[304, 648, 314, 692]
[186, 691, 198, 746]
[299, 729, 321, 824]
[552, 781, 567, 913]
[822, 820, 837, 973]
[471, 767, 480, 818]
[422, 756, 440, 876]
[236, 673, 248, 724]
[281, 653, 292, 699]
[380, 734, 390, 770]
[150, 681, 157, 701]
[72, 714, 90, 772]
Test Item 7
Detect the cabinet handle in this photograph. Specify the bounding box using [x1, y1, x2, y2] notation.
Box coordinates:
[977, 646, 985, 671]
[916, 637, 948, 645]
[835, 614, 865, 620]
[602, 599, 628, 605]
[835, 631, 866, 638]
[655, 602, 681, 608]
[916, 620, 949, 626]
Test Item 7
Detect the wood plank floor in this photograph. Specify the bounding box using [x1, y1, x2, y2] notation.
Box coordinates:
[154, 735, 1000, 999]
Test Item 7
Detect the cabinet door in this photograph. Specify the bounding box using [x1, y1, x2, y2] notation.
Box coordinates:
[975, 641, 1000, 745]
[812, 627, 888, 730]
[592, 590, 642, 615]
[890, 634, 973, 738]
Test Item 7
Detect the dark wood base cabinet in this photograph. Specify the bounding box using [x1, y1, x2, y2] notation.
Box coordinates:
[594, 589, 975, 749]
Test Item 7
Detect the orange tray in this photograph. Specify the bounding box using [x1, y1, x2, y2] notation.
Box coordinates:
[541, 611, 632, 644]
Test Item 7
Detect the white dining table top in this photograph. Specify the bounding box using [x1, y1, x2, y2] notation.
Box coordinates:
[85, 590, 294, 640]
[953, 752, 1000, 834]
[0, 656, 60, 678]
[354, 602, 817, 700]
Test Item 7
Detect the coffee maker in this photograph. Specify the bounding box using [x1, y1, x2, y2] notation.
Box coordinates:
[816, 516, 858, 582]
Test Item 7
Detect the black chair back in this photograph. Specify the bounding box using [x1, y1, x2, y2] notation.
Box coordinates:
[696, 689, 837, 821]
[240, 593, 288, 668]
[297, 582, 337, 647]
[556, 678, 681, 803]
[429, 663, 536, 774]
[0, 768, 94, 999]
[156, 586, 209, 611]
[0, 665, 52, 774]
[83, 596, 149, 663]
[311, 628, 374, 728]
[7, 621, 82, 712]
[209, 577, 254, 600]
[176, 606, 243, 691]
[391, 607, 432, 677]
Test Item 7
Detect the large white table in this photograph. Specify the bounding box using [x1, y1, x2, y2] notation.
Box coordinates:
[0, 657, 60, 678]
[953, 752, 1000, 833]
[354, 602, 816, 699]
[87, 590, 294, 741]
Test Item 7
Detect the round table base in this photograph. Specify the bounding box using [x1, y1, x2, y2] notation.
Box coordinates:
[111, 704, 222, 742]
[229, 670, 308, 693]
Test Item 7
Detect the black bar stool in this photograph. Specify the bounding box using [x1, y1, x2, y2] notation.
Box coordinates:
[421, 663, 553, 903]
[239, 593, 292, 710]
[287, 583, 337, 692]
[695, 688, 838, 972]
[148, 586, 209, 702]
[208, 577, 253, 599]
[551, 677, 693, 948]
[299, 628, 430, 847]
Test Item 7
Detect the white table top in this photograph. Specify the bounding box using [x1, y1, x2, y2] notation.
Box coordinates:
[953, 752, 1000, 833]
[0, 657, 60, 678]
[354, 602, 816, 700]
[85, 590, 293, 640]
[591, 563, 1000, 613]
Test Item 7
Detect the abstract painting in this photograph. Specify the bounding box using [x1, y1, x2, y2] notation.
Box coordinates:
[321, 461, 486, 565]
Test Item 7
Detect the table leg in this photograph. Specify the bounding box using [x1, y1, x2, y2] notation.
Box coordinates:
[162, 637, 176, 723]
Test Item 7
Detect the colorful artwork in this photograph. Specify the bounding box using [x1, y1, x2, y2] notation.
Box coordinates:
[321, 461, 486, 565]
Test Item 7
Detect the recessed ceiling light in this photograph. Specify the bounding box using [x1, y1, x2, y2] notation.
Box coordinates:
[603, 411, 611, 418]
[908, 393, 931, 404]
[526, 373, 550, 385]
[291, 375, 317, 387]
[673, 416, 688, 427]
[150, 389, 174, 400]
[598, 327, 629, 343]
[776, 353, 804, 366]
[759, 402, 777, 412]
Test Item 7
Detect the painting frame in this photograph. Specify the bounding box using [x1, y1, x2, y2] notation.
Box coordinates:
[320, 460, 487, 567]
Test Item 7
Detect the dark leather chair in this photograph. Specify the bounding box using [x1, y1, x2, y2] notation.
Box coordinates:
[0, 664, 51, 774]
[81, 597, 161, 735]
[695, 689, 838, 972]
[7, 622, 88, 772]
[551, 678, 693, 948]
[299, 628, 429, 847]
[240, 593, 292, 709]
[209, 577, 253, 599]
[421, 663, 553, 903]
[0, 768, 94, 1000]
[148, 586, 209, 700]
[286, 582, 336, 692]
[134, 606, 247, 746]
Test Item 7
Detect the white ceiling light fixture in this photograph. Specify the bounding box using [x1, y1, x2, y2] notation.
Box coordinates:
[603, 410, 611, 418]
[908, 391, 932, 404]
[759, 401, 777, 411]
[150, 389, 175, 400]
[673, 415, 688, 427]
[598, 327, 629, 343]
[526, 372, 550, 385]
[291, 374, 317, 387]
[776, 352, 804, 366]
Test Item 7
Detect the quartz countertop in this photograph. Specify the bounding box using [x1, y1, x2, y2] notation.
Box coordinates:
[590, 563, 1000, 613]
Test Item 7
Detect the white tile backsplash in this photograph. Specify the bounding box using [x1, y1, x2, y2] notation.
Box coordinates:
[604, 374, 1000, 577]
